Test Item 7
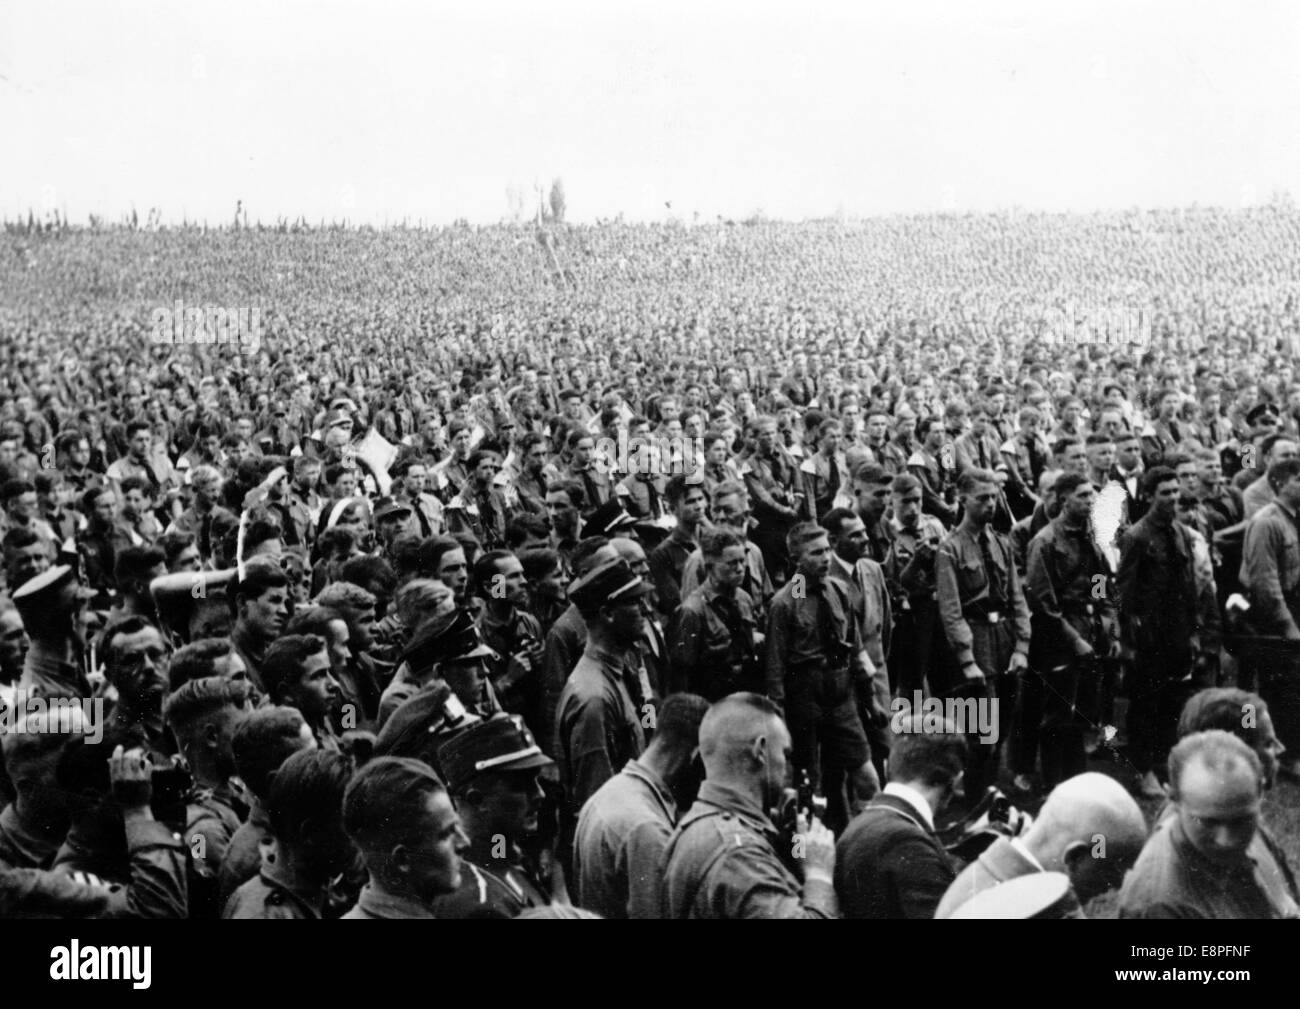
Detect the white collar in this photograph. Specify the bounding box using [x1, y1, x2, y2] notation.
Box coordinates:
[1010, 837, 1046, 872]
[883, 782, 934, 830]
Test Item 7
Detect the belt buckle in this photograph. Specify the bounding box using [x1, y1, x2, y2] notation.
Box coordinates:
[987, 610, 1002, 624]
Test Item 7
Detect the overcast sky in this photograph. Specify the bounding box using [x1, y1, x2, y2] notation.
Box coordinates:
[2, 0, 1297, 225]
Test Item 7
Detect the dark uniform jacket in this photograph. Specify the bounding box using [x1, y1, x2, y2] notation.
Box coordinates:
[1240, 500, 1300, 637]
[341, 883, 436, 919]
[661, 780, 835, 919]
[834, 789, 954, 920]
[764, 575, 869, 713]
[429, 848, 548, 919]
[1116, 511, 1213, 662]
[668, 582, 760, 700]
[800, 451, 851, 521]
[0, 814, 187, 918]
[907, 449, 958, 526]
[648, 528, 698, 618]
[739, 448, 802, 527]
[1024, 514, 1117, 671]
[934, 523, 1031, 674]
[555, 641, 647, 821]
[222, 859, 327, 919]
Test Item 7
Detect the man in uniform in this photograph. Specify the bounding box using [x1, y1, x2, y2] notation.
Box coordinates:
[1239, 457, 1300, 781]
[907, 416, 958, 526]
[573, 692, 709, 919]
[341, 756, 470, 919]
[935, 468, 1032, 798]
[884, 474, 947, 697]
[739, 415, 803, 582]
[554, 558, 651, 838]
[661, 692, 837, 918]
[799, 419, 852, 522]
[668, 527, 762, 699]
[765, 522, 879, 832]
[1117, 466, 1216, 798]
[1025, 473, 1121, 789]
[222, 748, 356, 918]
[820, 507, 893, 782]
[432, 714, 556, 918]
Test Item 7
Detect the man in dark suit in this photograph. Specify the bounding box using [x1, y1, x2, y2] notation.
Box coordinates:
[834, 715, 966, 919]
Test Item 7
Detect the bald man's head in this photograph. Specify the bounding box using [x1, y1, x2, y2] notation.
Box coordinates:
[1024, 772, 1148, 904]
[698, 692, 789, 788]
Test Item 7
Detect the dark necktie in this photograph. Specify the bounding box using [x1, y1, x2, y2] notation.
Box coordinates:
[980, 530, 1006, 608]
[199, 513, 213, 559]
[826, 457, 840, 498]
[581, 470, 600, 509]
[978, 440, 988, 469]
[645, 480, 661, 519]
[413, 499, 433, 537]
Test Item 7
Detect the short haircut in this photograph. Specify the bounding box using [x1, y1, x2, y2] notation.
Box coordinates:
[315, 580, 377, 616]
[819, 507, 857, 537]
[1141, 465, 1178, 497]
[189, 464, 221, 487]
[232, 705, 313, 802]
[1267, 458, 1300, 492]
[518, 547, 561, 583]
[3, 526, 46, 554]
[566, 428, 594, 450]
[1178, 688, 1272, 758]
[785, 521, 828, 557]
[285, 605, 348, 640]
[1084, 432, 1113, 447]
[158, 530, 197, 567]
[915, 416, 941, 439]
[101, 615, 159, 672]
[261, 634, 327, 704]
[317, 525, 358, 561]
[343, 756, 447, 853]
[505, 512, 551, 550]
[2, 479, 34, 502]
[125, 420, 151, 439]
[851, 463, 890, 487]
[169, 638, 236, 691]
[470, 549, 516, 598]
[1053, 472, 1092, 499]
[569, 536, 612, 576]
[890, 473, 922, 495]
[653, 693, 710, 754]
[420, 535, 464, 576]
[164, 676, 251, 741]
[1052, 437, 1083, 459]
[957, 468, 999, 495]
[888, 715, 968, 787]
[665, 474, 704, 509]
[700, 526, 743, 561]
[234, 562, 289, 605]
[266, 748, 353, 846]
[1167, 729, 1262, 801]
[1261, 433, 1293, 459]
[338, 556, 395, 597]
[710, 480, 746, 507]
[119, 475, 156, 499]
[698, 691, 784, 763]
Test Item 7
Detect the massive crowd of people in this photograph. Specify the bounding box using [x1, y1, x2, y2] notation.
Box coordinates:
[0, 204, 1298, 918]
